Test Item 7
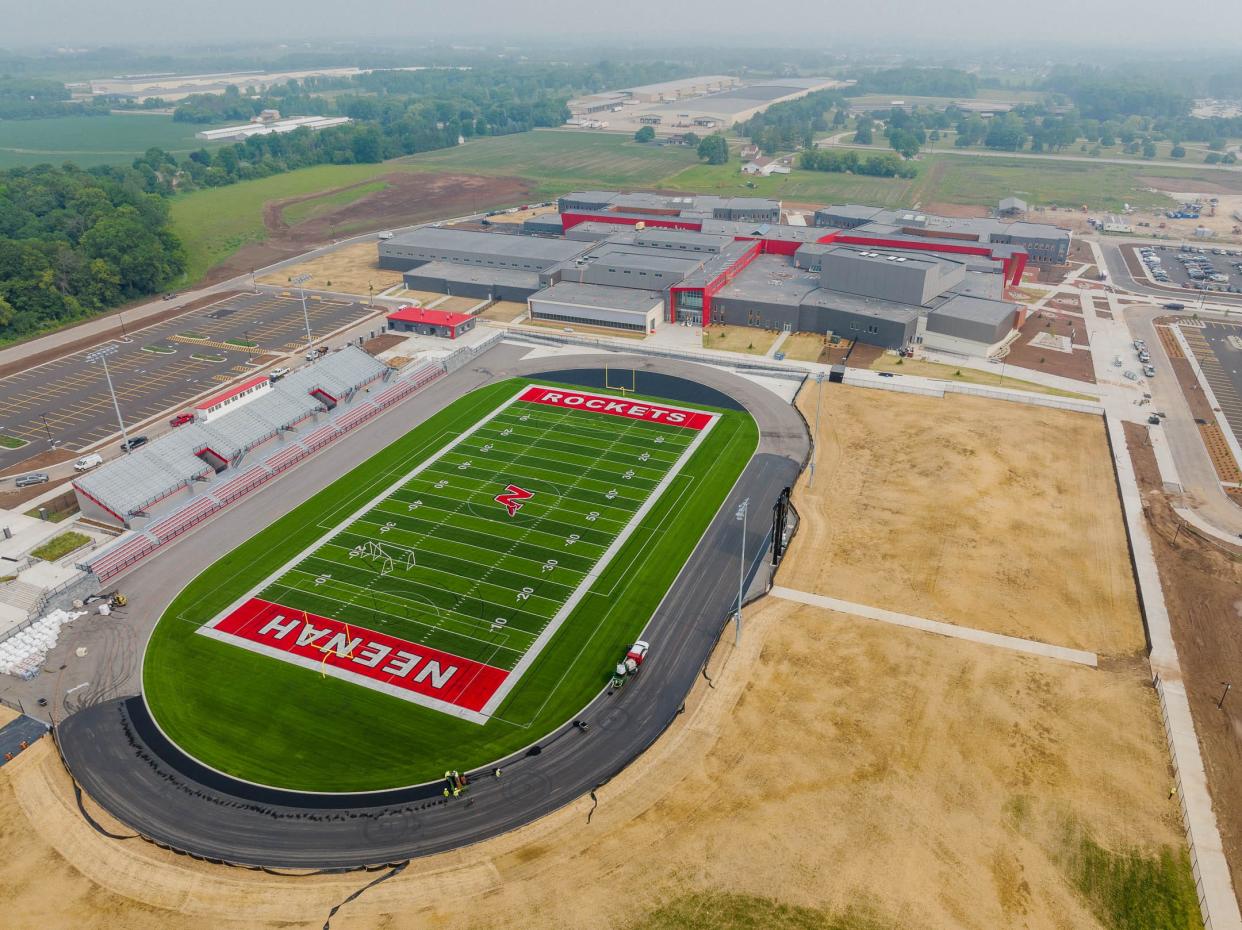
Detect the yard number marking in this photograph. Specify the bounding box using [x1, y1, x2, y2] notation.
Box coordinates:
[622, 469, 635, 481]
[586, 511, 599, 522]
[605, 489, 618, 500]
[407, 499, 423, 511]
[639, 452, 650, 462]
[565, 534, 580, 546]
[517, 586, 534, 602]
[541, 559, 558, 573]
[458, 460, 472, 471]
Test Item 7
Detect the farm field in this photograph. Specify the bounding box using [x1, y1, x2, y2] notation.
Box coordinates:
[143, 379, 756, 790]
[399, 130, 697, 192]
[0, 114, 223, 169]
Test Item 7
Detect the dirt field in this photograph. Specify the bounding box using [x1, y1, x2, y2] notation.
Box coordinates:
[782, 382, 1144, 655]
[703, 327, 780, 356]
[477, 301, 528, 323]
[391, 289, 448, 305]
[256, 242, 403, 296]
[1126, 421, 1242, 894]
[204, 173, 533, 286]
[0, 591, 1194, 930]
[871, 354, 1097, 400]
[1003, 309, 1098, 384]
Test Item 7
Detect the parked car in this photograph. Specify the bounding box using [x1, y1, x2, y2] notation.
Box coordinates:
[121, 435, 149, 451]
[15, 472, 48, 488]
[74, 453, 103, 471]
[1162, 302, 1185, 310]
[1144, 364, 1157, 378]
[268, 367, 290, 381]
[1123, 370, 1138, 381]
[1148, 414, 1162, 425]
[377, 231, 394, 240]
[169, 412, 195, 428]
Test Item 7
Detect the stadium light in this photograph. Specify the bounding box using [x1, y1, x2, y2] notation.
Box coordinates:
[292, 272, 314, 354]
[734, 497, 749, 646]
[85, 344, 131, 451]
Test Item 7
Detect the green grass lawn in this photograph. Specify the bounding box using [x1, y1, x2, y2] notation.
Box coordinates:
[910, 155, 1177, 211]
[169, 162, 401, 283]
[142, 378, 757, 791]
[31, 530, 91, 561]
[0, 114, 223, 169]
[665, 161, 916, 205]
[280, 179, 389, 226]
[399, 130, 698, 193]
[0, 433, 28, 449]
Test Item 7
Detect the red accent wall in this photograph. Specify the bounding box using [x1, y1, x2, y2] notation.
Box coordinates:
[559, 212, 704, 232]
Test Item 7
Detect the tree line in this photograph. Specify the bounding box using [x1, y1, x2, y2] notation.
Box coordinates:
[0, 163, 185, 344]
[799, 148, 915, 178]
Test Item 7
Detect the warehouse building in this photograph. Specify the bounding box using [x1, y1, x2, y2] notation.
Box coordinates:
[378, 227, 589, 272]
[812, 205, 1072, 265]
[528, 282, 663, 333]
[373, 192, 1029, 353]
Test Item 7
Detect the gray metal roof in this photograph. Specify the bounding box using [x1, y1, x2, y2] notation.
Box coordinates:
[406, 260, 541, 289]
[929, 294, 1017, 325]
[385, 227, 589, 262]
[531, 282, 664, 312]
[74, 346, 385, 518]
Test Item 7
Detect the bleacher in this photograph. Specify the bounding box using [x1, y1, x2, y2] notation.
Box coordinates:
[74, 346, 386, 527]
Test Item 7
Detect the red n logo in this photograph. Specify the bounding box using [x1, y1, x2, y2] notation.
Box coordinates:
[495, 484, 533, 517]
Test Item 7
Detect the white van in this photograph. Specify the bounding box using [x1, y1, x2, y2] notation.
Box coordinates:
[74, 453, 103, 472]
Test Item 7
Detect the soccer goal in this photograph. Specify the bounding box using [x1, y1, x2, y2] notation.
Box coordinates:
[349, 539, 416, 575]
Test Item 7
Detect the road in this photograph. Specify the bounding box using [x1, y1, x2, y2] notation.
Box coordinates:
[48, 346, 809, 867]
[815, 136, 1242, 174]
[1087, 239, 1242, 537]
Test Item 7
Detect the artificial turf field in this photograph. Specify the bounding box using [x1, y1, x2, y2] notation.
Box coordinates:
[143, 378, 757, 791]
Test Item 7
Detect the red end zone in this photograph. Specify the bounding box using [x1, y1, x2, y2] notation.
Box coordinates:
[518, 386, 714, 430]
[207, 598, 508, 714]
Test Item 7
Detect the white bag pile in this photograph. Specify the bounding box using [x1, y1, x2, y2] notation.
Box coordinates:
[0, 609, 86, 679]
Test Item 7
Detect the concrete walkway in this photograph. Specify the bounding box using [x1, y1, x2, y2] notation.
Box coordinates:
[768, 586, 1098, 667]
[1103, 413, 1242, 929]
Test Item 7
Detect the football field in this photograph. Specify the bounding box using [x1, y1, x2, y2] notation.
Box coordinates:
[196, 385, 718, 723]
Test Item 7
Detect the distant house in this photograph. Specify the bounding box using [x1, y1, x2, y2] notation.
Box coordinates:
[638, 115, 663, 125]
[742, 156, 791, 177]
[999, 196, 1028, 215]
[740, 144, 761, 160]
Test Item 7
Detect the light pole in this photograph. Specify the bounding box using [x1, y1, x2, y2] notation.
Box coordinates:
[292, 272, 314, 356]
[809, 372, 824, 489]
[86, 345, 130, 450]
[734, 497, 749, 646]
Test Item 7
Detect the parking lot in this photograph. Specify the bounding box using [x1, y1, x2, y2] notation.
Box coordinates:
[1183, 321, 1242, 450]
[1137, 244, 1242, 293]
[0, 292, 376, 474]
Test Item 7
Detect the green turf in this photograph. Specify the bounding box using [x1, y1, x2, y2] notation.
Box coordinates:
[0, 433, 28, 449]
[143, 379, 757, 791]
[0, 114, 223, 169]
[280, 180, 389, 227]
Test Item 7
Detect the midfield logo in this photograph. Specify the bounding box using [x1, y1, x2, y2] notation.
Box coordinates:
[495, 484, 534, 517]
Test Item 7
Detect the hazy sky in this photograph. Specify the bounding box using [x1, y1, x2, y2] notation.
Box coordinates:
[7, 0, 1242, 49]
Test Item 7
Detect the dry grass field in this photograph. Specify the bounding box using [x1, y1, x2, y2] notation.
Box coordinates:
[782, 382, 1143, 656]
[0, 595, 1193, 930]
[703, 327, 781, 356]
[256, 242, 403, 296]
[477, 300, 528, 322]
[780, 332, 830, 362]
